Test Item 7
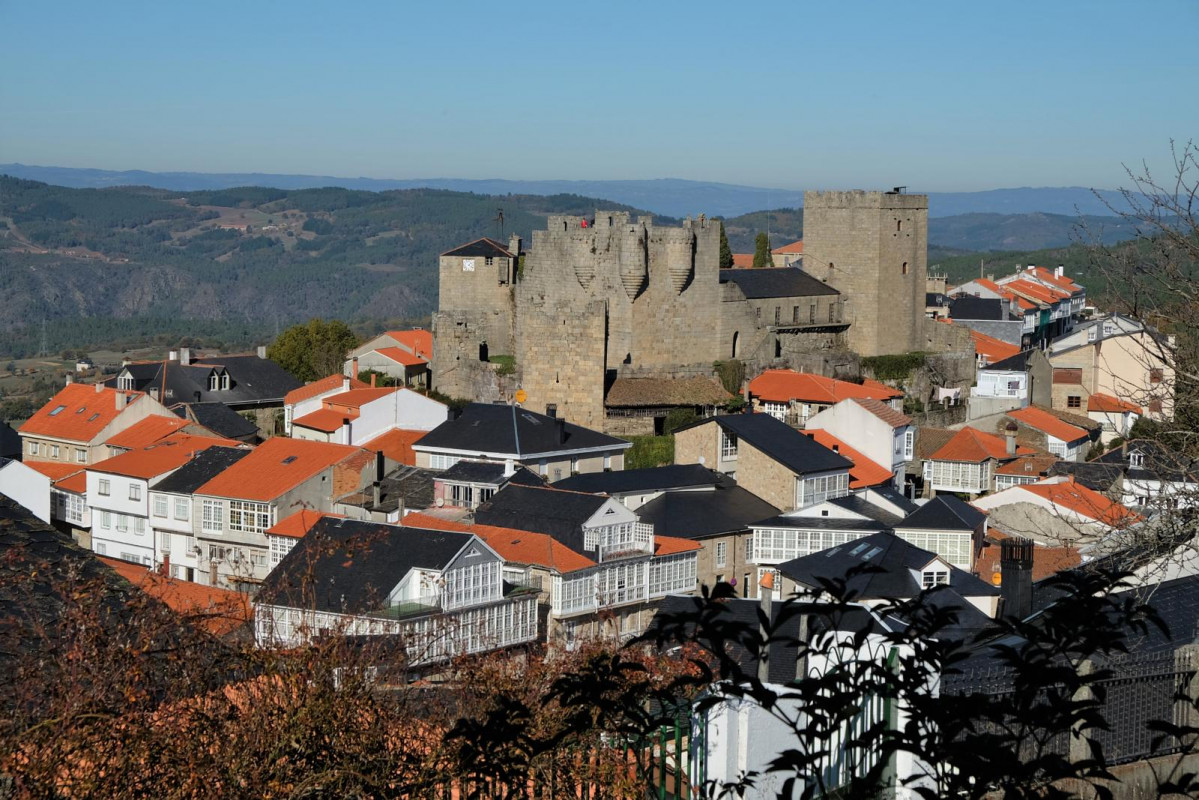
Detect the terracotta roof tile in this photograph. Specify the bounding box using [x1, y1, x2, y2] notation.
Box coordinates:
[385, 329, 433, 358]
[771, 239, 804, 255]
[969, 328, 1021, 364]
[326, 387, 399, 408]
[994, 453, 1060, 476]
[103, 415, 191, 449]
[1019, 478, 1141, 526]
[54, 472, 87, 494]
[1006, 279, 1070, 304]
[850, 397, 912, 428]
[748, 369, 903, 404]
[25, 461, 85, 481]
[974, 530, 1082, 584]
[916, 427, 956, 460]
[1008, 406, 1089, 443]
[374, 346, 428, 367]
[88, 435, 243, 480]
[292, 408, 353, 433]
[100, 557, 252, 637]
[1087, 393, 1142, 414]
[654, 535, 703, 556]
[19, 383, 144, 443]
[361, 428, 426, 466]
[196, 437, 364, 502]
[731, 253, 755, 268]
[1029, 267, 1083, 294]
[804, 429, 893, 489]
[930, 426, 1033, 463]
[283, 374, 369, 406]
[402, 512, 596, 574]
[266, 509, 344, 539]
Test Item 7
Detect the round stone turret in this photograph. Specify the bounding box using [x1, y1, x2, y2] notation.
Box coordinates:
[619, 226, 648, 299]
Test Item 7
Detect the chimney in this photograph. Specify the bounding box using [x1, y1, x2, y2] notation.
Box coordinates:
[831, 444, 840, 454]
[1000, 537, 1034, 620]
[256, 345, 267, 359]
[343, 418, 352, 445]
[160, 553, 170, 577]
[179, 347, 191, 366]
[1005, 421, 1018, 457]
[758, 571, 775, 683]
[1055, 265, 1065, 279]
[115, 392, 128, 410]
[351, 357, 359, 378]
[371, 372, 377, 388]
[508, 233, 522, 257]
[95, 383, 104, 393]
[503, 458, 516, 478]
[194, 391, 201, 404]
[65, 373, 73, 386]
[1025, 265, 1034, 273]
[168, 350, 178, 361]
[342, 376, 350, 391]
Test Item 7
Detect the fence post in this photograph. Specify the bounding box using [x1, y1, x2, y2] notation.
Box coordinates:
[1176, 644, 1199, 753]
[1069, 659, 1096, 765]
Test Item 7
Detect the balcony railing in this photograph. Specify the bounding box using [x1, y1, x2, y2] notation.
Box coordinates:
[597, 523, 654, 561]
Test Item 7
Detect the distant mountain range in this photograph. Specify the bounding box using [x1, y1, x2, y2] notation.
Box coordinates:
[0, 164, 1131, 219]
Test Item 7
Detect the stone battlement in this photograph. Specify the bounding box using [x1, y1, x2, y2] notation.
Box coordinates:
[805, 190, 928, 210]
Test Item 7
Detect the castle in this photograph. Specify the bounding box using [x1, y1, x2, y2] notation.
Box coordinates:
[432, 191, 967, 431]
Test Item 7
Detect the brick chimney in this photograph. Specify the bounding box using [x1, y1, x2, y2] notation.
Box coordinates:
[351, 357, 359, 378]
[1000, 537, 1034, 620]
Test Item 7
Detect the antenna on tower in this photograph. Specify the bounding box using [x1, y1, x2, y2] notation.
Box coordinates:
[40, 319, 48, 357]
[494, 208, 505, 240]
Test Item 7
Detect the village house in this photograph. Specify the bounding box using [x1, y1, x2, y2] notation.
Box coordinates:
[1090, 441, 1198, 512]
[282, 373, 370, 435]
[149, 445, 254, 582]
[1004, 405, 1095, 462]
[746, 369, 903, 426]
[553, 463, 732, 511]
[1086, 393, 1142, 444]
[253, 516, 540, 665]
[673, 413, 853, 511]
[169, 401, 260, 443]
[804, 397, 914, 489]
[189, 437, 375, 589]
[431, 460, 544, 511]
[0, 457, 52, 523]
[473, 483, 699, 641]
[922, 424, 1033, 497]
[992, 453, 1061, 492]
[891, 494, 988, 571]
[289, 384, 447, 446]
[346, 329, 433, 388]
[19, 382, 176, 466]
[102, 414, 226, 458]
[948, 295, 1024, 346]
[972, 475, 1141, 547]
[969, 349, 1053, 421]
[412, 402, 630, 480]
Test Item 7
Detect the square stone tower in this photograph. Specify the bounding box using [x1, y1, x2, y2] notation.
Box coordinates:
[802, 190, 928, 356]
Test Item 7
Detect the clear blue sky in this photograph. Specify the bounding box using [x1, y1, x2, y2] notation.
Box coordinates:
[2, 0, 1195, 191]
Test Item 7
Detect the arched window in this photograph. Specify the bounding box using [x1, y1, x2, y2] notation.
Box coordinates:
[902, 261, 909, 275]
[478, 342, 489, 362]
[897, 219, 902, 232]
[731, 332, 740, 359]
[208, 372, 219, 391]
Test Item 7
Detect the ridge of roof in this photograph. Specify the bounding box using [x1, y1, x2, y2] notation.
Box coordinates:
[849, 396, 912, 428]
[283, 374, 370, 406]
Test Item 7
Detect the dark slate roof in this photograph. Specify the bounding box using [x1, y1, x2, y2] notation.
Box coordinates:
[474, 484, 608, 554]
[1047, 460, 1124, 491]
[172, 402, 258, 440]
[336, 465, 436, 514]
[257, 517, 472, 614]
[636, 486, 781, 540]
[645, 595, 891, 685]
[827, 495, 905, 527]
[552, 464, 729, 495]
[441, 238, 513, 258]
[719, 267, 839, 299]
[0, 421, 19, 459]
[897, 495, 987, 531]
[507, 466, 548, 487]
[752, 515, 890, 533]
[415, 403, 628, 458]
[439, 460, 510, 484]
[1093, 440, 1197, 484]
[777, 531, 999, 602]
[679, 414, 853, 476]
[926, 292, 949, 308]
[151, 446, 253, 494]
[950, 296, 1008, 321]
[105, 355, 302, 407]
[985, 350, 1034, 372]
[867, 486, 920, 516]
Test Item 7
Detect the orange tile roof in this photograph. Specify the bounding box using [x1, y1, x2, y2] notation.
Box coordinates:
[1029, 266, 1083, 294]
[654, 536, 703, 556]
[326, 387, 398, 408]
[1087, 393, 1142, 414]
[374, 346, 428, 367]
[930, 426, 1033, 463]
[1008, 406, 1089, 443]
[100, 557, 251, 637]
[385, 330, 433, 359]
[283, 374, 369, 406]
[362, 428, 426, 466]
[54, 472, 87, 494]
[1006, 279, 1070, 305]
[291, 408, 352, 433]
[749, 369, 903, 404]
[89, 435, 241, 480]
[19, 383, 143, 443]
[975, 278, 1003, 294]
[850, 397, 912, 428]
[25, 461, 85, 481]
[969, 329, 1021, 364]
[771, 239, 804, 255]
[403, 512, 597, 574]
[804, 429, 893, 489]
[974, 530, 1081, 584]
[196, 437, 364, 502]
[994, 453, 1060, 476]
[103, 415, 191, 449]
[1019, 478, 1141, 526]
[266, 509, 344, 539]
[731, 253, 755, 268]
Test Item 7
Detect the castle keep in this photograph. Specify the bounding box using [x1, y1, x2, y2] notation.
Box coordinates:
[433, 192, 956, 431]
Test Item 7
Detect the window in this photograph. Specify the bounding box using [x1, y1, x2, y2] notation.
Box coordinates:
[208, 544, 230, 562]
[51, 445, 60, 459]
[545, 404, 557, 419]
[251, 550, 268, 568]
[720, 430, 738, 460]
[202, 500, 224, 533]
[48, 405, 66, 417]
[828, 304, 836, 323]
[220, 373, 230, 390]
[101, 511, 112, 529]
[903, 430, 914, 460]
[270, 536, 296, 567]
[28, 442, 39, 456]
[809, 303, 817, 323]
[746, 536, 754, 561]
[792, 306, 800, 323]
[95, 542, 107, 556]
[153, 496, 168, 517]
[449, 483, 470, 507]
[229, 501, 271, 535]
[762, 401, 788, 421]
[1129, 450, 1145, 469]
[118, 375, 134, 391]
[796, 472, 850, 508]
[922, 569, 950, 588]
[208, 373, 219, 391]
[1067, 395, 1081, 409]
[76, 448, 86, 463]
[484, 256, 494, 266]
[160, 531, 172, 553]
[715, 541, 727, 568]
[129, 484, 142, 502]
[902, 261, 909, 275]
[1149, 368, 1163, 384]
[174, 497, 190, 521]
[134, 517, 145, 536]
[774, 306, 780, 325]
[429, 453, 461, 470]
[98, 479, 110, 496]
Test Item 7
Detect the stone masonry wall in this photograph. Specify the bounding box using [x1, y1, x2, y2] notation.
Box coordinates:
[515, 300, 608, 430]
[734, 441, 796, 512]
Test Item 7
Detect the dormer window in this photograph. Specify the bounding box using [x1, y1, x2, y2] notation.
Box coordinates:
[221, 372, 230, 390]
[117, 375, 134, 391]
[922, 567, 950, 589]
[1129, 451, 1144, 469]
[209, 372, 219, 391]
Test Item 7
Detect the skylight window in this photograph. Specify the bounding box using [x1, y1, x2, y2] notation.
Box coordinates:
[862, 547, 883, 560]
[48, 405, 67, 416]
[282, 455, 298, 464]
[849, 543, 868, 555]
[87, 413, 100, 422]
[75, 407, 85, 414]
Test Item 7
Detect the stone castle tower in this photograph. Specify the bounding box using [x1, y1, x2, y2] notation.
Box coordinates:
[801, 190, 928, 356]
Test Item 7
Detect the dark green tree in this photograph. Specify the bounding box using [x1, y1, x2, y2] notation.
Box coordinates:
[752, 231, 774, 268]
[718, 221, 734, 268]
[266, 318, 358, 382]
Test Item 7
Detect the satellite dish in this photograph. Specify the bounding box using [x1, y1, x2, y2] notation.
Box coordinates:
[436, 497, 445, 508]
